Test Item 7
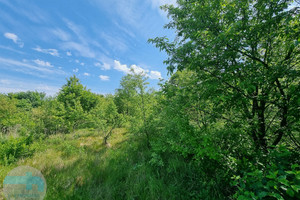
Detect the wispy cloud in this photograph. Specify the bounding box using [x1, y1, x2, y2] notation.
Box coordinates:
[95, 62, 111, 70]
[83, 72, 90, 76]
[99, 75, 110, 81]
[113, 60, 162, 79]
[149, 0, 177, 9]
[33, 59, 54, 67]
[51, 19, 108, 59]
[51, 28, 71, 41]
[0, 78, 60, 96]
[64, 19, 85, 42]
[33, 46, 59, 57]
[100, 32, 128, 52]
[0, 45, 25, 54]
[73, 68, 79, 73]
[59, 19, 98, 58]
[4, 32, 24, 48]
[113, 21, 136, 38]
[90, 0, 141, 29]
[149, 0, 177, 18]
[0, 0, 50, 24]
[61, 41, 96, 58]
[0, 57, 64, 77]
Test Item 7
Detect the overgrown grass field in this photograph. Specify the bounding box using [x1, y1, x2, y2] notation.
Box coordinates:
[0, 129, 184, 200]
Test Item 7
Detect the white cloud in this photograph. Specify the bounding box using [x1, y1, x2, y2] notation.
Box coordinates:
[95, 62, 111, 70]
[73, 68, 79, 73]
[114, 60, 131, 74]
[33, 46, 59, 57]
[80, 62, 85, 66]
[99, 75, 110, 81]
[149, 71, 162, 79]
[4, 32, 24, 48]
[113, 60, 162, 79]
[75, 59, 80, 63]
[131, 64, 149, 75]
[66, 51, 72, 56]
[83, 72, 90, 76]
[4, 32, 18, 43]
[33, 59, 54, 67]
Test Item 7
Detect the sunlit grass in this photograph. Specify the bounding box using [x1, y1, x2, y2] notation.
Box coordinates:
[0, 128, 178, 200]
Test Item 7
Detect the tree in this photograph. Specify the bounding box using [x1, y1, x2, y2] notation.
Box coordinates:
[0, 95, 18, 134]
[32, 98, 67, 134]
[149, 0, 300, 150]
[115, 70, 152, 145]
[90, 95, 123, 145]
[57, 75, 98, 131]
[8, 91, 46, 109]
[103, 97, 122, 145]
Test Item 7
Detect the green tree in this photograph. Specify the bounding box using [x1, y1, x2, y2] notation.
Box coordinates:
[115, 70, 153, 145]
[0, 95, 18, 134]
[90, 95, 123, 145]
[8, 91, 46, 109]
[150, 0, 300, 150]
[57, 75, 98, 131]
[33, 98, 67, 134]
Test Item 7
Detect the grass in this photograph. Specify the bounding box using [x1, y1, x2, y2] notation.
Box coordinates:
[0, 128, 179, 200]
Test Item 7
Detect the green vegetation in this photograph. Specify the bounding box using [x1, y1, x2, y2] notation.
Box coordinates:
[1, 0, 300, 199]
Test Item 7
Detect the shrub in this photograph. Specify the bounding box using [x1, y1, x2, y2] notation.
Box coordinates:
[232, 147, 300, 199]
[0, 135, 35, 165]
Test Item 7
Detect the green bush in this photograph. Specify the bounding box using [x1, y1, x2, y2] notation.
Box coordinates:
[232, 147, 300, 200]
[0, 135, 35, 165]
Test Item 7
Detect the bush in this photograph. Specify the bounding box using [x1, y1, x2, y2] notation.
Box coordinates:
[232, 146, 300, 199]
[0, 135, 35, 165]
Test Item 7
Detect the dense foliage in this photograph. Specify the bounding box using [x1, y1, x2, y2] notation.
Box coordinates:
[147, 0, 300, 199]
[0, 0, 299, 199]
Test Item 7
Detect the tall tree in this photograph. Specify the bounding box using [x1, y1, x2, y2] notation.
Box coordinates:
[57, 75, 98, 130]
[115, 70, 151, 144]
[150, 0, 300, 150]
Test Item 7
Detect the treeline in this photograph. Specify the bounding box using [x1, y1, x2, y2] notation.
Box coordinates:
[0, 73, 154, 137]
[0, 73, 157, 163]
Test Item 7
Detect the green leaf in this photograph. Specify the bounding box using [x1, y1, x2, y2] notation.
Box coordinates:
[291, 164, 299, 170]
[237, 195, 250, 200]
[286, 188, 294, 197]
[291, 185, 300, 193]
[268, 192, 284, 200]
[258, 191, 268, 198]
[285, 171, 295, 175]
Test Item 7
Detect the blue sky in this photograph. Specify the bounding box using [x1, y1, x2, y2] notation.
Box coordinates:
[0, 0, 175, 96]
